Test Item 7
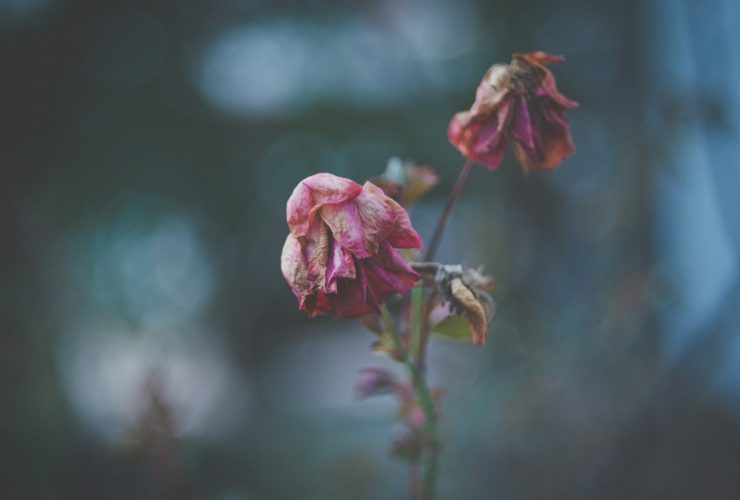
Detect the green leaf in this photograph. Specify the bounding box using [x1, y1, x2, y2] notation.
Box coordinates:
[431, 315, 473, 341]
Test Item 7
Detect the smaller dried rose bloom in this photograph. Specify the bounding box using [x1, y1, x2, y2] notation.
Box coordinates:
[281, 173, 423, 318]
[413, 263, 496, 346]
[370, 157, 440, 207]
[448, 52, 578, 173]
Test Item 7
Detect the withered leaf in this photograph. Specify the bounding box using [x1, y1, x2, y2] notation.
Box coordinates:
[450, 277, 488, 346]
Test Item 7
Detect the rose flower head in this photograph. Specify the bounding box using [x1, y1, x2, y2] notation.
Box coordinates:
[281, 173, 423, 318]
[448, 52, 578, 173]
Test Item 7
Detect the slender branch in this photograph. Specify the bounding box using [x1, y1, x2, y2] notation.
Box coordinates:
[381, 301, 439, 500]
[409, 285, 424, 365]
[423, 159, 475, 261]
[415, 291, 437, 371]
[400, 160, 476, 498]
[383, 157, 477, 498]
[408, 285, 439, 500]
[410, 363, 439, 500]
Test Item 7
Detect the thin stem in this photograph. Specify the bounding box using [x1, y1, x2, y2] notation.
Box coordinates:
[415, 291, 437, 371]
[408, 286, 439, 500]
[404, 159, 475, 497]
[410, 363, 438, 500]
[423, 159, 475, 261]
[381, 302, 439, 500]
[409, 285, 424, 365]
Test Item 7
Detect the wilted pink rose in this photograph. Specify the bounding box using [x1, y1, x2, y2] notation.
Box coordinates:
[448, 52, 578, 172]
[281, 173, 423, 318]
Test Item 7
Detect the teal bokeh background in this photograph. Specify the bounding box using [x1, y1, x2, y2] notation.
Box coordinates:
[3, 0, 740, 499]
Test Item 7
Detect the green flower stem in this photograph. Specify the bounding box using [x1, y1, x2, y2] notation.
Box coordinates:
[415, 290, 437, 372]
[406, 160, 478, 497]
[409, 358, 439, 500]
[380, 302, 439, 500]
[409, 285, 424, 364]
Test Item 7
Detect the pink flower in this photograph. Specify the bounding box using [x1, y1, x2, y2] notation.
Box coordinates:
[448, 52, 578, 172]
[281, 173, 423, 318]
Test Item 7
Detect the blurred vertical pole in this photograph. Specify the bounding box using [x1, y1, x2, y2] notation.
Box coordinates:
[645, 0, 739, 365]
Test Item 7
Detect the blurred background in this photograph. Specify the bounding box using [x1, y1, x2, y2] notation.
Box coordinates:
[2, 0, 740, 498]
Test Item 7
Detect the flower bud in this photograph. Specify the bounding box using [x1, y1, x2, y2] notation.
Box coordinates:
[370, 158, 439, 207]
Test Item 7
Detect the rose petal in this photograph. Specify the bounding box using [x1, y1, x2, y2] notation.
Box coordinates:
[301, 290, 333, 317]
[510, 95, 534, 149]
[325, 238, 356, 292]
[513, 99, 575, 171]
[536, 68, 579, 109]
[362, 182, 423, 250]
[280, 233, 310, 294]
[514, 52, 578, 110]
[320, 197, 369, 258]
[319, 182, 421, 259]
[286, 173, 363, 238]
[469, 99, 515, 170]
[328, 263, 374, 317]
[472, 64, 512, 115]
[361, 241, 420, 297]
[325, 243, 419, 318]
[448, 110, 473, 153]
[302, 221, 331, 290]
[514, 51, 566, 66]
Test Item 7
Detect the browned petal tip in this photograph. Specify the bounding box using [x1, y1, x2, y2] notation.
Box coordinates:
[513, 51, 566, 66]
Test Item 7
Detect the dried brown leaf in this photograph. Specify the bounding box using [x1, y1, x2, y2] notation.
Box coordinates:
[450, 277, 488, 346]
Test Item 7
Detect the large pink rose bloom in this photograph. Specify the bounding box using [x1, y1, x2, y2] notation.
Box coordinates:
[449, 52, 578, 172]
[281, 173, 423, 318]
